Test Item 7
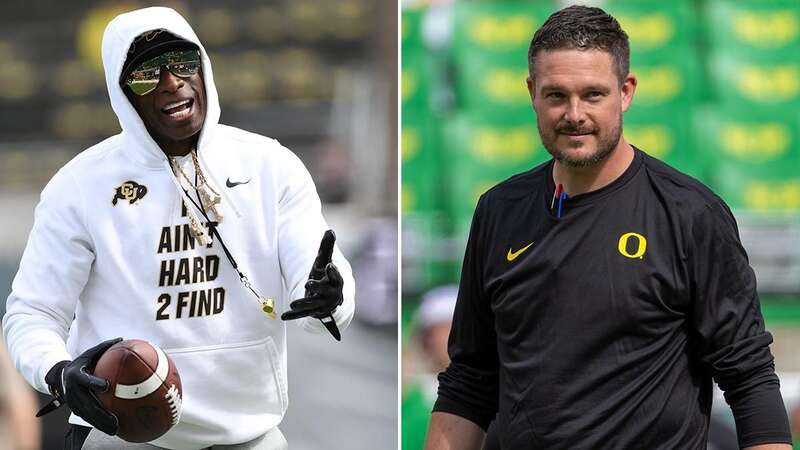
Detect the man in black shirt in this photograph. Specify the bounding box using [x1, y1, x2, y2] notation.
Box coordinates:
[424, 5, 792, 450]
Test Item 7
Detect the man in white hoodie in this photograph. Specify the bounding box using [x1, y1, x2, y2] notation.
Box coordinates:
[2, 7, 355, 450]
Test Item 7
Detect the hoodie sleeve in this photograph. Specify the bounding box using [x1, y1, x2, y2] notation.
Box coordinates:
[2, 168, 93, 393]
[275, 147, 355, 335]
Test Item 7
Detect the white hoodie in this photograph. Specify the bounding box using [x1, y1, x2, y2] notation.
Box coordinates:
[2, 7, 355, 449]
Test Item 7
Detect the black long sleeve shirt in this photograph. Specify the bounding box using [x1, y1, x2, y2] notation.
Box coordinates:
[434, 148, 791, 449]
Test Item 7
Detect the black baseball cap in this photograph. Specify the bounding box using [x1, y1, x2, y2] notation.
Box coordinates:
[119, 29, 199, 85]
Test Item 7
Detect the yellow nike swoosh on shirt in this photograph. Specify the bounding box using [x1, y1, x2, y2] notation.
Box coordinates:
[506, 242, 534, 262]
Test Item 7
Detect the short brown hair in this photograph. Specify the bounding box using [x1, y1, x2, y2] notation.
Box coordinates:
[528, 5, 630, 84]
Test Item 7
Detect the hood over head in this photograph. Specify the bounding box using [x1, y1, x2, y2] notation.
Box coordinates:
[102, 7, 221, 167]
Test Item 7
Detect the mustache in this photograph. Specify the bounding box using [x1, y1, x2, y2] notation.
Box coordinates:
[555, 124, 597, 135]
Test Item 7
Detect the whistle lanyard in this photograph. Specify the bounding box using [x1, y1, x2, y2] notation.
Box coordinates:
[182, 172, 276, 318]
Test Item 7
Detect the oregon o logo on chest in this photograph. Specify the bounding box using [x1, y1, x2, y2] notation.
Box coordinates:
[617, 232, 647, 259]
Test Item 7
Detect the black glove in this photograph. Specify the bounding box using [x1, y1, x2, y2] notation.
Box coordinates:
[283, 263, 344, 320]
[39, 337, 122, 436]
[281, 230, 344, 340]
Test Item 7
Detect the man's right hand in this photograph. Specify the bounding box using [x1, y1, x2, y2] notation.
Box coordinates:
[42, 337, 122, 435]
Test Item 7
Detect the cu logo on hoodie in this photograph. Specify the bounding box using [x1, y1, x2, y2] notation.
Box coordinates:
[113, 180, 148, 205]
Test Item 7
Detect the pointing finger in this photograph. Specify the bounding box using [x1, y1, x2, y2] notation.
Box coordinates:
[309, 230, 336, 280]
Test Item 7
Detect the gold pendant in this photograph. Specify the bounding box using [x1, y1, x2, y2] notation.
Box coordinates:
[201, 189, 220, 207]
[200, 190, 224, 224]
[188, 216, 211, 246]
[210, 203, 224, 224]
[260, 297, 276, 319]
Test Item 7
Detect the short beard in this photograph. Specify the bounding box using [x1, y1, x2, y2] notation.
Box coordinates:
[539, 115, 623, 168]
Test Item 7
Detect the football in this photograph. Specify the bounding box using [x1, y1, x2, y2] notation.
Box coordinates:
[93, 339, 182, 443]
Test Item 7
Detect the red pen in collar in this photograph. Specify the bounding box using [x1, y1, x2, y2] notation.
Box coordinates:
[551, 183, 563, 210]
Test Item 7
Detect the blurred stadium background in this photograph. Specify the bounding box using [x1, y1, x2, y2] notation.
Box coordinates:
[401, 0, 800, 449]
[0, 1, 397, 449]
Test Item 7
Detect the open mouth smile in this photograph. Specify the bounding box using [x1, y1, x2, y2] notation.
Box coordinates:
[161, 99, 194, 121]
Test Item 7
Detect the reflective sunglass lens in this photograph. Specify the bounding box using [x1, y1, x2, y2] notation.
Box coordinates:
[169, 61, 200, 78]
[127, 78, 159, 96]
[125, 50, 201, 96]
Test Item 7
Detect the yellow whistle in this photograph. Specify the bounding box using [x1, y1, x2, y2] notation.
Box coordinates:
[261, 297, 276, 319]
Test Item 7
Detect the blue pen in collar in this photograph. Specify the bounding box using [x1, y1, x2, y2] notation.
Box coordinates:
[557, 191, 568, 218]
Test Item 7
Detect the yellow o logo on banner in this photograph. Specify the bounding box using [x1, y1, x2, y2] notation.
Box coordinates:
[618, 233, 647, 259]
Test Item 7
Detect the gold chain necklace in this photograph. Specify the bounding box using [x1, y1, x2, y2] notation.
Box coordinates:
[189, 151, 224, 223]
[169, 151, 222, 246]
[169, 151, 274, 319]
[170, 151, 224, 223]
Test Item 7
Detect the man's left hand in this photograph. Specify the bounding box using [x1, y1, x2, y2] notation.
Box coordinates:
[281, 230, 344, 321]
[281, 262, 344, 320]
